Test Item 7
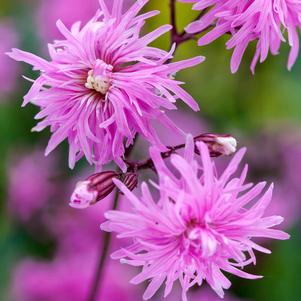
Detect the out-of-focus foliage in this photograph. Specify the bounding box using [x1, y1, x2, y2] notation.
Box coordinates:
[0, 1, 300, 301]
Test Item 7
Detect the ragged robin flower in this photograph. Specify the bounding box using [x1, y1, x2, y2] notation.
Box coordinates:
[181, 0, 301, 73]
[8, 0, 204, 170]
[102, 135, 289, 300]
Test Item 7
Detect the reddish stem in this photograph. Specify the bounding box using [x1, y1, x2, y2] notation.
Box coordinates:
[169, 1, 212, 47]
[87, 140, 137, 301]
[87, 189, 120, 301]
[125, 133, 231, 172]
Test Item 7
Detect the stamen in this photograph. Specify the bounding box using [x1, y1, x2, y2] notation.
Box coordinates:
[85, 70, 110, 94]
[85, 59, 113, 95]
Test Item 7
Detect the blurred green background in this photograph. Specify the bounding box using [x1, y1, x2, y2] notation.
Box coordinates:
[0, 1, 300, 301]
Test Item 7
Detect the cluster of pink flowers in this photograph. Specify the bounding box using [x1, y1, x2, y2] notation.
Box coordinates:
[102, 136, 289, 300]
[8, 0, 295, 300]
[9, 157, 253, 301]
[13, 256, 140, 301]
[7, 149, 58, 222]
[181, 0, 301, 73]
[11, 192, 141, 301]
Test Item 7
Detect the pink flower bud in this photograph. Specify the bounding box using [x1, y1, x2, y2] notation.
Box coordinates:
[194, 134, 237, 157]
[70, 171, 119, 209]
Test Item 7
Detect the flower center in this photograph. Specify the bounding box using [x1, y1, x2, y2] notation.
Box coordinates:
[85, 59, 113, 95]
[185, 226, 218, 258]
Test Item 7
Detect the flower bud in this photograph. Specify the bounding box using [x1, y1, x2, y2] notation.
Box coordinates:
[194, 134, 237, 157]
[215, 136, 237, 155]
[70, 171, 119, 209]
[123, 173, 138, 191]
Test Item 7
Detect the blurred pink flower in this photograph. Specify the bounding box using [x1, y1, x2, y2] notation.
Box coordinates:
[267, 184, 300, 229]
[0, 20, 18, 98]
[279, 133, 301, 196]
[157, 110, 208, 146]
[246, 130, 301, 228]
[11, 164, 139, 301]
[37, 0, 99, 41]
[36, 0, 135, 41]
[9, 0, 203, 170]
[160, 287, 244, 301]
[181, 0, 301, 73]
[12, 254, 140, 301]
[47, 205, 104, 255]
[8, 149, 58, 222]
[102, 136, 289, 300]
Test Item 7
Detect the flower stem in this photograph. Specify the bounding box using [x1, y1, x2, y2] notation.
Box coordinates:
[170, 0, 178, 44]
[87, 138, 137, 301]
[169, 1, 213, 47]
[87, 189, 120, 301]
[125, 133, 235, 172]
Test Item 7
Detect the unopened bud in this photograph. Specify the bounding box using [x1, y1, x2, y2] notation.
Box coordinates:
[194, 134, 237, 157]
[122, 173, 138, 191]
[215, 136, 237, 155]
[70, 171, 119, 209]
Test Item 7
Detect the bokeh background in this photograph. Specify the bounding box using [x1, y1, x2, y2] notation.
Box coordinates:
[0, 1, 300, 301]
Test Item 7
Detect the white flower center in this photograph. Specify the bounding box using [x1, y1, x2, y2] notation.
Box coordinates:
[85, 70, 110, 94]
[85, 59, 113, 95]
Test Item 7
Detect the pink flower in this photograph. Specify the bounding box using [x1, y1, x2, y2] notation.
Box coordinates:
[36, 0, 134, 41]
[11, 172, 139, 301]
[245, 129, 301, 228]
[101, 135, 289, 300]
[156, 110, 208, 146]
[7, 149, 58, 222]
[36, 0, 99, 41]
[181, 0, 301, 73]
[47, 205, 105, 255]
[12, 254, 140, 301]
[0, 20, 18, 98]
[8, 0, 204, 170]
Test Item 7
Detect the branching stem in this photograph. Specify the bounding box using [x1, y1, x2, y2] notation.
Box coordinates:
[87, 139, 137, 301]
[169, 0, 211, 47]
[125, 133, 227, 172]
[88, 3, 215, 300]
